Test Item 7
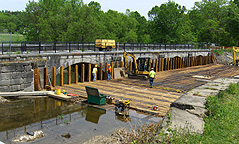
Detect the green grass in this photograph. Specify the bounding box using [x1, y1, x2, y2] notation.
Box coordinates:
[204, 87, 218, 90]
[213, 48, 233, 56]
[164, 83, 239, 143]
[0, 33, 25, 42]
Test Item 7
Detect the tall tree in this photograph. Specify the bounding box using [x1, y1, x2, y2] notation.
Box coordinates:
[189, 0, 229, 45]
[148, 1, 187, 43]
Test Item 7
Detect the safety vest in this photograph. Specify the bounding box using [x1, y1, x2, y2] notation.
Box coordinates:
[149, 70, 155, 78]
[108, 66, 112, 73]
[92, 67, 97, 73]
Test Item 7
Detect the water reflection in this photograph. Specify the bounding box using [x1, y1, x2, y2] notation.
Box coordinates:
[0, 97, 86, 132]
[85, 107, 106, 124]
[0, 97, 160, 143]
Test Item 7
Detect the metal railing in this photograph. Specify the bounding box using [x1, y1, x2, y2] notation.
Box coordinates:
[1, 41, 209, 55]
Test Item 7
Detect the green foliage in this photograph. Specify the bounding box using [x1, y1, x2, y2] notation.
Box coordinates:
[213, 49, 224, 55]
[2, 0, 239, 46]
[57, 114, 64, 119]
[0, 33, 25, 42]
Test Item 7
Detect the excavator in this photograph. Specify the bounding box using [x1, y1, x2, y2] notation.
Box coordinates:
[123, 51, 151, 79]
[233, 46, 239, 66]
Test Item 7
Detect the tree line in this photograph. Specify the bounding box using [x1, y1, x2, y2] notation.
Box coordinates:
[0, 0, 239, 46]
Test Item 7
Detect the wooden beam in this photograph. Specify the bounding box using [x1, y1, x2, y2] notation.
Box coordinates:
[155, 59, 158, 72]
[120, 61, 123, 67]
[152, 59, 155, 70]
[52, 67, 56, 87]
[115, 61, 118, 68]
[34, 68, 39, 91]
[60, 66, 63, 86]
[87, 63, 91, 82]
[67, 65, 71, 85]
[81, 64, 85, 82]
[100, 63, 103, 80]
[44, 67, 48, 88]
[105, 62, 108, 80]
[111, 61, 114, 79]
[75, 65, 78, 84]
[129, 60, 132, 71]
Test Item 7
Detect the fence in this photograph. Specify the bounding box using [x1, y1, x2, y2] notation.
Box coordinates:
[1, 41, 209, 55]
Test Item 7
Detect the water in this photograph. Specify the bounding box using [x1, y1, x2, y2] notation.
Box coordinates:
[0, 97, 161, 143]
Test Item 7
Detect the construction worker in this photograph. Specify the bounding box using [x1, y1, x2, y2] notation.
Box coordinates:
[92, 65, 97, 81]
[144, 60, 148, 71]
[108, 64, 112, 80]
[149, 68, 156, 88]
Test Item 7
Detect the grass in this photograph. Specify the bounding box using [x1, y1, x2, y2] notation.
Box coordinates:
[213, 48, 233, 56]
[162, 83, 239, 143]
[204, 87, 218, 90]
[0, 33, 25, 43]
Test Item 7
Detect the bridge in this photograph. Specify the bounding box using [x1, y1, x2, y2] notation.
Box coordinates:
[0, 41, 212, 92]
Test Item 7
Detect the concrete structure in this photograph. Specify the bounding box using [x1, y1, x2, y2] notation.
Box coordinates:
[0, 61, 34, 92]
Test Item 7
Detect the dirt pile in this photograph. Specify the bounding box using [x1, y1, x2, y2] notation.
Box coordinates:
[214, 51, 233, 65]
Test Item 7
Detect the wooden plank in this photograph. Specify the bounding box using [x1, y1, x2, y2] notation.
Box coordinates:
[60, 66, 63, 86]
[87, 64, 91, 82]
[52, 67, 56, 87]
[120, 61, 123, 67]
[81, 64, 85, 82]
[115, 61, 118, 68]
[34, 68, 39, 91]
[99, 63, 103, 80]
[75, 65, 78, 84]
[111, 61, 114, 79]
[67, 65, 71, 85]
[129, 60, 132, 71]
[105, 62, 108, 80]
[44, 67, 48, 88]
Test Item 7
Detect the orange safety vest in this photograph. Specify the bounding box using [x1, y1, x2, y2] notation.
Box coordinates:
[108, 66, 112, 73]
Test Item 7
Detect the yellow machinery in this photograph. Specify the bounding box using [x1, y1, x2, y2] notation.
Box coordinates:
[123, 51, 151, 79]
[95, 39, 116, 51]
[233, 46, 239, 66]
[115, 100, 131, 116]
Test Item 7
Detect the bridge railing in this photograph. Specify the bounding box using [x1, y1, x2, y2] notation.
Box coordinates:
[1, 41, 209, 55]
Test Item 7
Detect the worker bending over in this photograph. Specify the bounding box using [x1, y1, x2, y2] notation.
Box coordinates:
[149, 68, 156, 88]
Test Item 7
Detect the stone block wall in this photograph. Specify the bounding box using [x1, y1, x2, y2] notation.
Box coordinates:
[0, 61, 34, 92]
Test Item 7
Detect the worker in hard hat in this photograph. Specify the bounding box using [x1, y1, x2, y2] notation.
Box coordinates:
[92, 64, 98, 81]
[149, 67, 156, 88]
[107, 64, 112, 80]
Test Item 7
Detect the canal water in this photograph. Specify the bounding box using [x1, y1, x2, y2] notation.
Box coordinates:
[0, 97, 161, 143]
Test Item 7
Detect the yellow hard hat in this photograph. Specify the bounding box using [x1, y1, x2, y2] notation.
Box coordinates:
[63, 90, 65, 92]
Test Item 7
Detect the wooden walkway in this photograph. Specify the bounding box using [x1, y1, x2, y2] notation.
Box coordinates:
[56, 80, 183, 117]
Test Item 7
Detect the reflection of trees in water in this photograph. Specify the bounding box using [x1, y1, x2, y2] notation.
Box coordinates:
[0, 97, 87, 136]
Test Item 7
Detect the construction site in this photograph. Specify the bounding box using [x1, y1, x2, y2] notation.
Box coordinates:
[1, 49, 239, 143]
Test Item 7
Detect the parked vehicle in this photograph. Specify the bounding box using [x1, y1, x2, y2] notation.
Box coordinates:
[95, 39, 116, 51]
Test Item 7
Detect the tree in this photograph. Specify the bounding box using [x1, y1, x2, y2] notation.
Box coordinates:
[189, 0, 229, 45]
[148, 1, 187, 43]
[7, 22, 17, 33]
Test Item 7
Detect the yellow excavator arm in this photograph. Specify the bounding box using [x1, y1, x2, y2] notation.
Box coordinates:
[233, 46, 239, 66]
[123, 51, 138, 72]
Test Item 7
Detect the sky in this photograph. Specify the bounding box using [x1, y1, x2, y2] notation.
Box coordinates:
[1, 0, 200, 18]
